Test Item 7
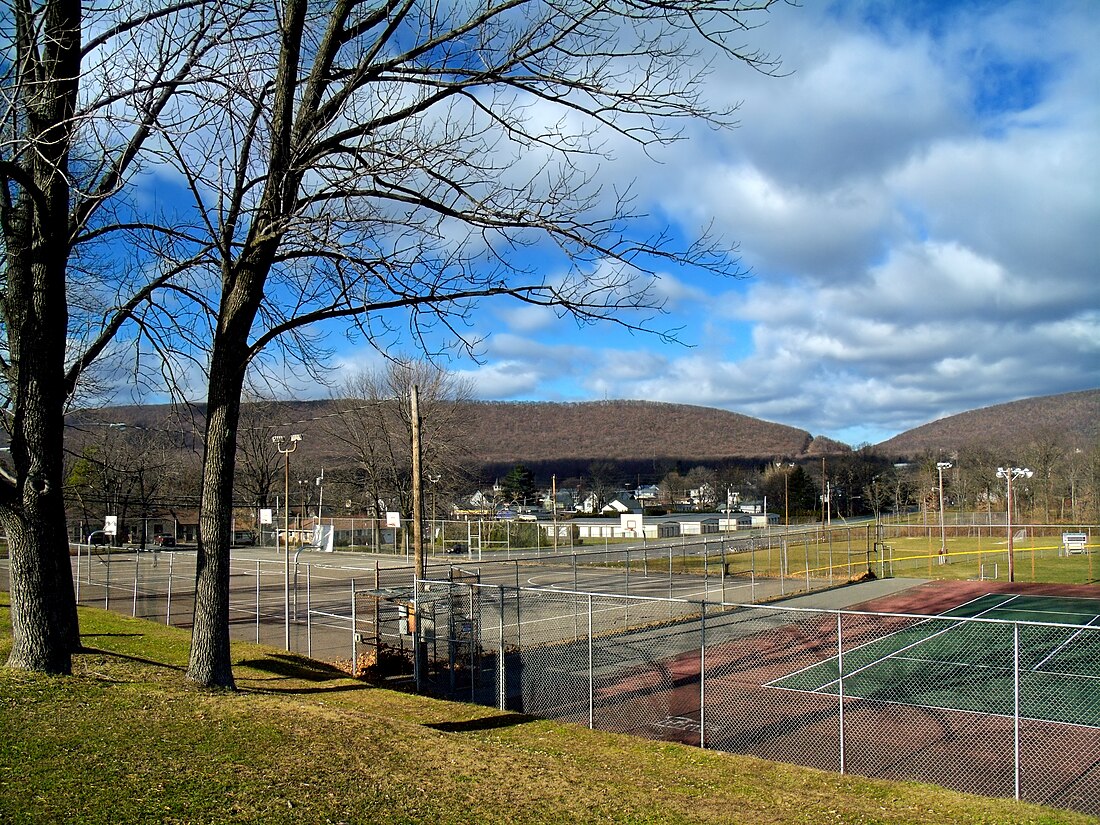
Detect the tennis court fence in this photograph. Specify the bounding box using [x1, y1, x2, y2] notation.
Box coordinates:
[2, 546, 1097, 814]
[412, 580, 1099, 815]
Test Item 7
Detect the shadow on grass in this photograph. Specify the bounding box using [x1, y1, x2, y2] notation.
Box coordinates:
[235, 653, 379, 696]
[236, 653, 348, 682]
[426, 713, 534, 733]
[76, 645, 186, 673]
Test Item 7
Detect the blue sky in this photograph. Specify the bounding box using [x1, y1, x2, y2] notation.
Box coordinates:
[324, 1, 1100, 445]
[120, 0, 1099, 448]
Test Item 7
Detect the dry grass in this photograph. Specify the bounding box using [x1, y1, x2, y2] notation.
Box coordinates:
[1, 593, 1095, 825]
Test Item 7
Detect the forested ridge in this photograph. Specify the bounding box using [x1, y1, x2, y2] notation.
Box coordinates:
[68, 389, 1099, 470]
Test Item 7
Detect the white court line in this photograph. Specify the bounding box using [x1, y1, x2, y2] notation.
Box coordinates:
[886, 651, 1100, 683]
[1033, 614, 1100, 671]
[771, 593, 1021, 692]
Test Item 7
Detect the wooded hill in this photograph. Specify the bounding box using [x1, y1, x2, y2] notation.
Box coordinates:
[873, 388, 1100, 459]
[65, 389, 1098, 479]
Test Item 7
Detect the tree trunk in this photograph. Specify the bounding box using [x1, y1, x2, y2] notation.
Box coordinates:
[185, 253, 271, 687]
[1, 0, 82, 673]
[2, 499, 78, 672]
[1, 211, 81, 671]
[185, 341, 249, 689]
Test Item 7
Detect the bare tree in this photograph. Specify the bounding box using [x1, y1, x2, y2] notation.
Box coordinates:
[234, 395, 287, 510]
[322, 359, 474, 519]
[3, 0, 784, 682]
[585, 460, 620, 514]
[161, 0, 784, 687]
[0, 1, 245, 673]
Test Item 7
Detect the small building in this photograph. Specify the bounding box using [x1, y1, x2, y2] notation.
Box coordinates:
[602, 495, 641, 515]
[620, 513, 679, 539]
[674, 514, 722, 535]
[719, 513, 754, 530]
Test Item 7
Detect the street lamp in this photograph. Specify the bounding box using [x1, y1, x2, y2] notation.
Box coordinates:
[936, 462, 952, 563]
[777, 462, 795, 528]
[428, 474, 440, 552]
[996, 466, 1033, 582]
[273, 433, 302, 650]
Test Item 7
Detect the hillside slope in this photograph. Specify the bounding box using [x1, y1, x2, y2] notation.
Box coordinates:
[874, 388, 1100, 457]
[67, 389, 1098, 471]
[69, 399, 823, 469]
[456, 400, 814, 463]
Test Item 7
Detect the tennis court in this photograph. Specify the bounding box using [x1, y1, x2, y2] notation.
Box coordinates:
[768, 593, 1100, 727]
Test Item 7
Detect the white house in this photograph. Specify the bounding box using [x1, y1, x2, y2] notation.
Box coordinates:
[602, 495, 641, 515]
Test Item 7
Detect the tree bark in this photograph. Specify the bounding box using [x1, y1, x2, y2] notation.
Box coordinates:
[185, 373, 242, 689]
[185, 251, 273, 688]
[1, 0, 82, 673]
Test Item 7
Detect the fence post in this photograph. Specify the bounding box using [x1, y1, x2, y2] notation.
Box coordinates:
[700, 600, 706, 749]
[720, 543, 726, 603]
[165, 551, 174, 626]
[351, 578, 357, 678]
[498, 585, 506, 711]
[255, 560, 261, 643]
[780, 540, 787, 597]
[668, 545, 673, 600]
[837, 611, 845, 774]
[105, 548, 111, 610]
[588, 592, 594, 730]
[1014, 622, 1021, 801]
[132, 553, 140, 617]
[307, 562, 313, 658]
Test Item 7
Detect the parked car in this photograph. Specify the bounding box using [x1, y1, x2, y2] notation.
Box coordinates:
[87, 531, 110, 546]
[446, 542, 468, 554]
[232, 530, 255, 546]
[153, 534, 176, 547]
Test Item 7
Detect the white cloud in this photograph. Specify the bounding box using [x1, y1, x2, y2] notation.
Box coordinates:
[318, 1, 1100, 446]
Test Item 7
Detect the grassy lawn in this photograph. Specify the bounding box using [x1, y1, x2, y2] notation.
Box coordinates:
[1, 593, 1095, 825]
[651, 533, 1097, 587]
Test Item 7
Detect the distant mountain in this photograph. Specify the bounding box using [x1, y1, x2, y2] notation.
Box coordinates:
[67, 399, 829, 479]
[68, 390, 1097, 478]
[873, 389, 1100, 458]
[455, 400, 817, 465]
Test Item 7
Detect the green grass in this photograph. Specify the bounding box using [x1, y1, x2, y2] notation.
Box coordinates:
[1, 593, 1096, 825]
[648, 534, 1097, 587]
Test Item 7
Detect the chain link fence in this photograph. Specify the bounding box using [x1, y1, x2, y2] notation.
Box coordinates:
[415, 581, 1100, 816]
[2, 533, 1097, 815]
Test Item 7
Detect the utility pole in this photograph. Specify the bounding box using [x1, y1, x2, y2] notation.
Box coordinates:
[410, 385, 425, 690]
[411, 385, 424, 581]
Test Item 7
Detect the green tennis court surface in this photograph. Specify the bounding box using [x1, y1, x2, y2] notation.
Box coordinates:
[768, 593, 1100, 727]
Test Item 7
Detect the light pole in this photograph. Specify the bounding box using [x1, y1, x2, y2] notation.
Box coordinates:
[936, 461, 952, 563]
[777, 462, 794, 528]
[273, 433, 302, 650]
[428, 474, 440, 552]
[996, 466, 1032, 582]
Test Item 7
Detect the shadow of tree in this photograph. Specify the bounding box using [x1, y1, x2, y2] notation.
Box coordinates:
[235, 653, 348, 682]
[425, 713, 534, 733]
